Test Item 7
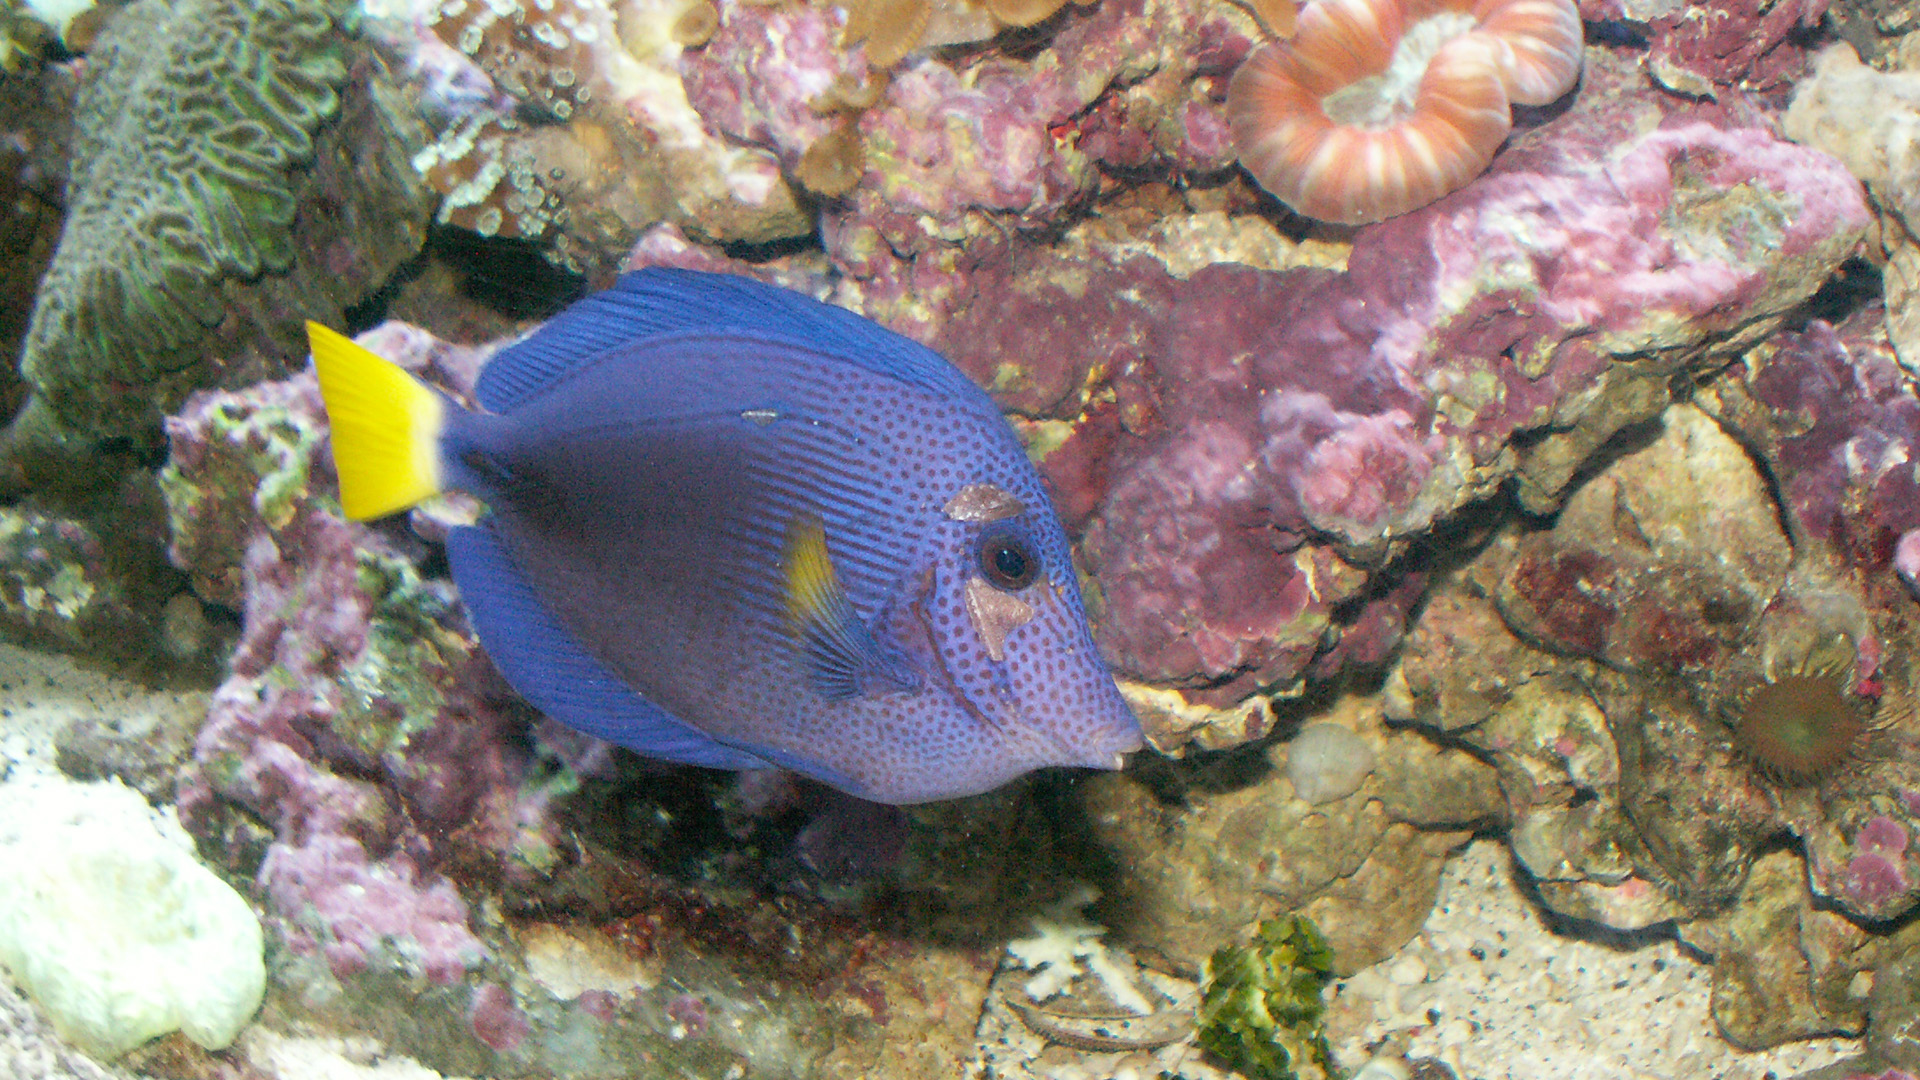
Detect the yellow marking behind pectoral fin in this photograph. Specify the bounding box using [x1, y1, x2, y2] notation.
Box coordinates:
[782, 512, 840, 634]
[781, 513, 919, 700]
[307, 321, 446, 521]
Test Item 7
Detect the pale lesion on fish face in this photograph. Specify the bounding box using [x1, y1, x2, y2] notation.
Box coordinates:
[943, 481, 1026, 522]
[963, 572, 1038, 662]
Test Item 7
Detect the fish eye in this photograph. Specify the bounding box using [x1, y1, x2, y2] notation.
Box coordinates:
[978, 528, 1038, 591]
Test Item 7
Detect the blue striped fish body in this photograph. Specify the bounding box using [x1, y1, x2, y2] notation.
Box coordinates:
[312, 269, 1140, 804]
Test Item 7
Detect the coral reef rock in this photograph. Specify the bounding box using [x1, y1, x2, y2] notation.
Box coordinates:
[9, 0, 430, 480]
[1385, 306, 1920, 1047]
[1084, 690, 1503, 977]
[1614, 0, 1829, 94]
[1060, 51, 1868, 753]
[1785, 41, 1920, 380]
[392, 0, 817, 273]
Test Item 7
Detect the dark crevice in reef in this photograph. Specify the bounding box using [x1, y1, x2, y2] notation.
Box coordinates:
[1789, 255, 1882, 331]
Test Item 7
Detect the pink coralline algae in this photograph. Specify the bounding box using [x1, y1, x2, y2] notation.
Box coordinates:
[665, 992, 709, 1038]
[1295, 412, 1444, 539]
[678, 2, 869, 171]
[811, 49, 1110, 293]
[1605, 0, 1829, 93]
[682, 0, 1113, 273]
[1058, 62, 1867, 734]
[1843, 816, 1912, 911]
[1723, 318, 1920, 563]
[469, 983, 530, 1053]
[162, 338, 575, 988]
[1575, 0, 1827, 93]
[864, 61, 1093, 219]
[1898, 530, 1920, 599]
[262, 822, 484, 985]
[924, 246, 1175, 419]
[681, 0, 1250, 306]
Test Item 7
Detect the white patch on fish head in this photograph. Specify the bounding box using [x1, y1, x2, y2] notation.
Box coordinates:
[962, 573, 1036, 662]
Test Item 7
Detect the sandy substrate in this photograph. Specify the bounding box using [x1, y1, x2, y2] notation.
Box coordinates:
[0, 977, 131, 1080]
[0, 642, 204, 781]
[973, 837, 1863, 1080]
[0, 641, 1871, 1079]
[1321, 840, 1862, 1080]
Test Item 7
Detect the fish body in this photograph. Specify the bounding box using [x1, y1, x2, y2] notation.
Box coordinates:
[309, 269, 1141, 804]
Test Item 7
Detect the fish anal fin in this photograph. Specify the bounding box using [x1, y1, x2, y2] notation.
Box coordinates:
[781, 513, 920, 701]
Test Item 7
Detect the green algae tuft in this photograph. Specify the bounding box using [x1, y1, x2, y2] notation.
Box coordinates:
[1195, 914, 1339, 1080]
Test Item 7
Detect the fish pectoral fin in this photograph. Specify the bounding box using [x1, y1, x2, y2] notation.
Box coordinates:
[782, 513, 920, 701]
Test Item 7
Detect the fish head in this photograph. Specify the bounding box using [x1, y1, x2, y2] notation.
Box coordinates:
[903, 479, 1143, 776]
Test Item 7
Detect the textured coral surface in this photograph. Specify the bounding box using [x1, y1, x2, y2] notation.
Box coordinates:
[17, 0, 347, 443]
[1065, 53, 1867, 748]
[9, 0, 431, 475]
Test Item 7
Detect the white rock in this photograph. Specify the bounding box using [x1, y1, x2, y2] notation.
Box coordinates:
[21, 0, 94, 37]
[0, 776, 264, 1058]
[1387, 954, 1429, 986]
[1286, 723, 1378, 805]
[1349, 1056, 1412, 1080]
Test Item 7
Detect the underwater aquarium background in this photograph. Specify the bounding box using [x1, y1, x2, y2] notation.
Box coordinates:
[0, 0, 1917, 1077]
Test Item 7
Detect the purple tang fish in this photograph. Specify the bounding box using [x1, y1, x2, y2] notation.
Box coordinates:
[308, 268, 1141, 803]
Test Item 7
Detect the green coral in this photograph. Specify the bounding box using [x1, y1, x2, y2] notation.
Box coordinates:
[16, 0, 348, 447]
[0, 510, 109, 643]
[157, 393, 325, 607]
[1194, 915, 1339, 1080]
[334, 549, 469, 760]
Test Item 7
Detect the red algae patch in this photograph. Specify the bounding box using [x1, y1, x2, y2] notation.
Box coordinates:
[468, 984, 529, 1053]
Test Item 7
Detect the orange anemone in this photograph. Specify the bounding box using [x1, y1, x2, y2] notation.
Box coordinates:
[1227, 0, 1584, 225]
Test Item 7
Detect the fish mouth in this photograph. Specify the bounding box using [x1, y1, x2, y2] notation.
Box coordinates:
[1006, 673, 1144, 772]
[1067, 694, 1146, 767]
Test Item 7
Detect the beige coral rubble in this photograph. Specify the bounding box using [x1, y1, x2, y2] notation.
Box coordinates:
[1784, 41, 1920, 376]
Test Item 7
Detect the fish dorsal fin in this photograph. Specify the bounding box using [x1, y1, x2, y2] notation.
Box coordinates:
[476, 268, 979, 413]
[781, 513, 920, 701]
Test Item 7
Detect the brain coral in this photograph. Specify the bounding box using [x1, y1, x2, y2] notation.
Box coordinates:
[11, 0, 349, 458]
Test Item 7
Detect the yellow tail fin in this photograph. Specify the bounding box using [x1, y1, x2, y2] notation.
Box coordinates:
[306, 322, 446, 521]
